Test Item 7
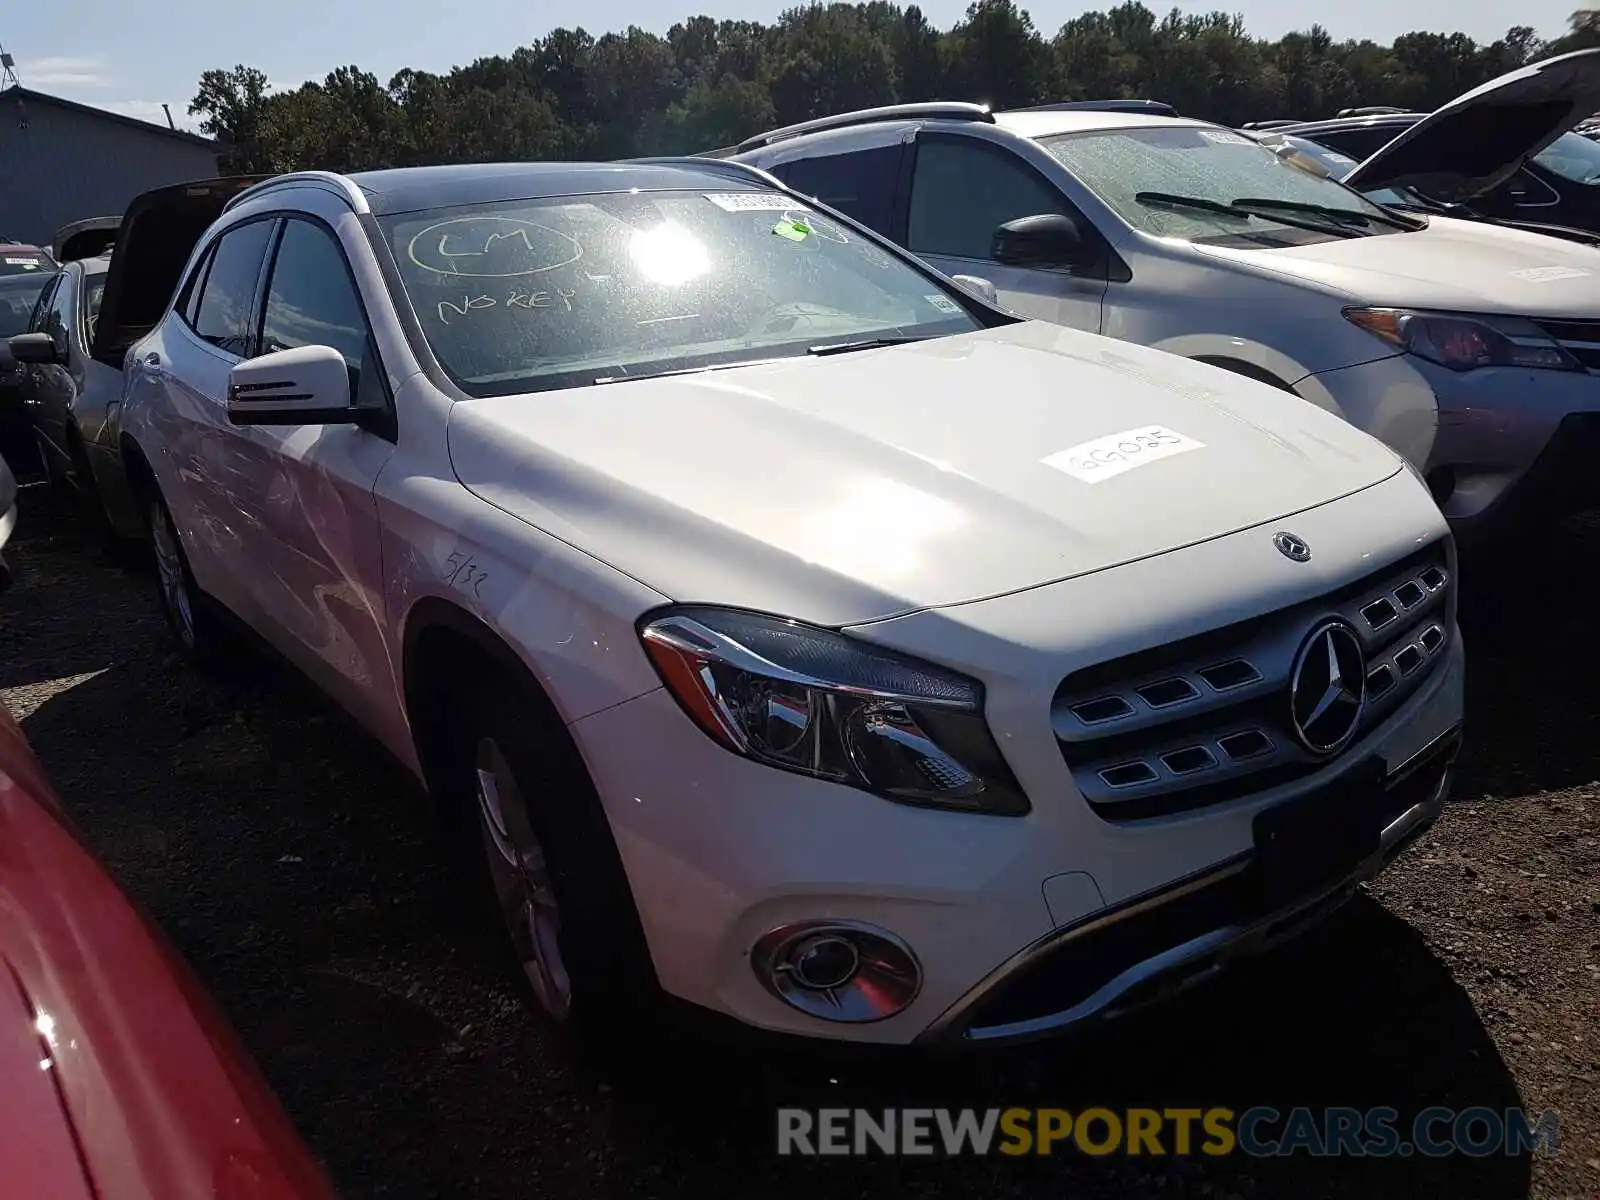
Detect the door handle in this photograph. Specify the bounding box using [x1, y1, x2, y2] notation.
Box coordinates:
[139, 351, 165, 379]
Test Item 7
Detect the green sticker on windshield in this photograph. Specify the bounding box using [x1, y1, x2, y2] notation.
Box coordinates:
[772, 218, 811, 242]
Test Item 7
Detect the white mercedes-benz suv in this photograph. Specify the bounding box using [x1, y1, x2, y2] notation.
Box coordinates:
[99, 159, 1464, 1047]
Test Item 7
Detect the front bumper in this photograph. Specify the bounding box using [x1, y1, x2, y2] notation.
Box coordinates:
[1305, 354, 1600, 539]
[571, 472, 1465, 1046]
[922, 724, 1459, 1044]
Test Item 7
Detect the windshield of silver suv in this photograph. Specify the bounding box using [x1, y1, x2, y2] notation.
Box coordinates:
[1041, 126, 1419, 244]
[381, 187, 984, 396]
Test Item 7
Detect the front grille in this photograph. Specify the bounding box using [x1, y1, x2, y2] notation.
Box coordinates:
[1054, 539, 1452, 821]
[1534, 319, 1600, 371]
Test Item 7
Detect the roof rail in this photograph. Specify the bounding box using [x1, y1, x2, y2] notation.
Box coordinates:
[1239, 119, 1302, 131]
[735, 101, 993, 154]
[1335, 106, 1410, 118]
[1009, 99, 1178, 117]
[625, 156, 785, 188]
[224, 170, 370, 215]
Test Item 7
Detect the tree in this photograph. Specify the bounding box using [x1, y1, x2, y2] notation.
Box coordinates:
[189, 4, 1584, 171]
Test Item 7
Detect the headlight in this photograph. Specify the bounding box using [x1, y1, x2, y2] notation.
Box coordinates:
[638, 607, 1029, 816]
[1344, 307, 1580, 373]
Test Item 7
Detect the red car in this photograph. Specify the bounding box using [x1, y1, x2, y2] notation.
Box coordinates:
[0, 454, 336, 1199]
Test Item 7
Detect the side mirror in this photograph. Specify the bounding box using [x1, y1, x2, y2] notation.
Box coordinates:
[992, 213, 1092, 271]
[949, 274, 998, 306]
[228, 345, 357, 427]
[8, 331, 65, 366]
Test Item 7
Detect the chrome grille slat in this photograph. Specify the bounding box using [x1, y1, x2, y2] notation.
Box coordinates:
[1056, 541, 1452, 820]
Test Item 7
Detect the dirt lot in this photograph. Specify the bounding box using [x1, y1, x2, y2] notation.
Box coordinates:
[1, 483, 1596, 1200]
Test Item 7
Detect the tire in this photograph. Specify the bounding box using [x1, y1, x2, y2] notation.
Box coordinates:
[443, 676, 659, 1056]
[147, 493, 235, 670]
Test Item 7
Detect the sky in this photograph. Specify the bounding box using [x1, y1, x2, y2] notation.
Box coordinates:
[1, 0, 1582, 133]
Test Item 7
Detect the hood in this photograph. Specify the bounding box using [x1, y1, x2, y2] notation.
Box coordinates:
[447, 322, 1403, 626]
[92, 176, 269, 367]
[1194, 215, 1600, 315]
[1345, 48, 1600, 198]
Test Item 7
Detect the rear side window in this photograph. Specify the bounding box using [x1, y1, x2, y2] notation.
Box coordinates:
[775, 145, 901, 234]
[908, 137, 1069, 261]
[46, 271, 75, 354]
[191, 220, 274, 356]
[258, 219, 369, 372]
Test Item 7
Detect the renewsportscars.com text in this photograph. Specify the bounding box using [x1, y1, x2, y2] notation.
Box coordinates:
[776, 1106, 1561, 1159]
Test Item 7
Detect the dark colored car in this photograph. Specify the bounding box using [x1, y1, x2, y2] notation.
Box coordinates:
[1275, 49, 1600, 240]
[8, 246, 136, 535]
[0, 244, 59, 468]
[8, 186, 263, 543]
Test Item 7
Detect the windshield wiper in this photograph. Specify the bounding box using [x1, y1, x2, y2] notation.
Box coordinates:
[1133, 191, 1365, 238]
[1231, 196, 1424, 232]
[593, 355, 797, 385]
[807, 335, 932, 357]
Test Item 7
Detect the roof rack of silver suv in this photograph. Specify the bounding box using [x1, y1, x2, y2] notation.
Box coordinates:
[734, 101, 994, 153]
[1334, 106, 1411, 118]
[223, 171, 370, 215]
[1011, 99, 1178, 116]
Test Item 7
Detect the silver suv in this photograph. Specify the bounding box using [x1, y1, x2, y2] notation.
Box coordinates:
[732, 89, 1600, 548]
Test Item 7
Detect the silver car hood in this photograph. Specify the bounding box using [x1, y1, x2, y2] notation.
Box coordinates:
[448, 322, 1402, 626]
[1345, 48, 1600, 198]
[1195, 214, 1600, 316]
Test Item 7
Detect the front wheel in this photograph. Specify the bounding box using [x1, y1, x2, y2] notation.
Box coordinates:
[448, 681, 659, 1051]
[474, 733, 574, 1021]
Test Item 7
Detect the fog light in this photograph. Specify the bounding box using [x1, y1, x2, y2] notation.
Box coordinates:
[752, 920, 922, 1022]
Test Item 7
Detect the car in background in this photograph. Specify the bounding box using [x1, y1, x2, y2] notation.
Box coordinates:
[1274, 49, 1600, 238]
[0, 243, 59, 468]
[8, 185, 263, 545]
[97, 160, 1462, 1050]
[730, 83, 1600, 546]
[1242, 129, 1600, 247]
[0, 450, 337, 1199]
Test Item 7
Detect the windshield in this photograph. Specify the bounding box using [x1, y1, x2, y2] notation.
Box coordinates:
[0, 273, 51, 338]
[1532, 132, 1600, 185]
[381, 188, 983, 396]
[1041, 126, 1408, 242]
[0, 249, 53, 278]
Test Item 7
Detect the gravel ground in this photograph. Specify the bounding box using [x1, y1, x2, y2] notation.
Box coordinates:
[1, 482, 1596, 1200]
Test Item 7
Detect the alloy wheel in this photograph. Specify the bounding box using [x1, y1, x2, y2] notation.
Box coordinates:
[474, 736, 572, 1020]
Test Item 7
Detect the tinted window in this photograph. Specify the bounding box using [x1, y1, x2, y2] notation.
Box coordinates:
[260, 219, 369, 371]
[192, 220, 274, 355]
[380, 188, 981, 397]
[777, 146, 901, 234]
[46, 271, 74, 353]
[180, 246, 214, 327]
[909, 137, 1069, 260]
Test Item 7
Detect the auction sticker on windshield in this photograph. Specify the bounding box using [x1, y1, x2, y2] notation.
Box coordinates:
[1042, 426, 1206, 483]
[705, 193, 815, 213]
